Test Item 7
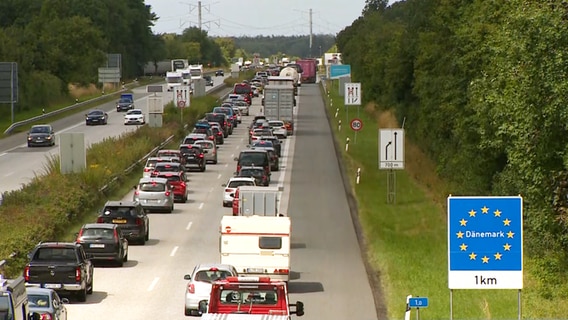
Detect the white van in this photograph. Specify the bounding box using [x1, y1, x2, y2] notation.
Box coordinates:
[220, 215, 291, 282]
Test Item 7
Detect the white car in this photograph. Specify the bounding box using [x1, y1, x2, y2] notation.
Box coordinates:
[184, 264, 239, 316]
[124, 109, 145, 125]
[221, 177, 256, 207]
[232, 107, 242, 123]
[268, 120, 288, 139]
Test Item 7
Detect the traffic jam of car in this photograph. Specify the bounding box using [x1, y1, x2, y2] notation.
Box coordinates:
[11, 66, 306, 319]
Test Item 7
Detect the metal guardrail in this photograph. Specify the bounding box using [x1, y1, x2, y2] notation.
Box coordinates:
[3, 83, 136, 135]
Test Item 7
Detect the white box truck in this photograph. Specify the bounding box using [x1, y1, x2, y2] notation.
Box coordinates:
[220, 215, 291, 282]
[236, 186, 280, 216]
[262, 85, 295, 135]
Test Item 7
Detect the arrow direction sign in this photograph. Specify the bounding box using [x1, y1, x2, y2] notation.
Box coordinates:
[379, 129, 404, 170]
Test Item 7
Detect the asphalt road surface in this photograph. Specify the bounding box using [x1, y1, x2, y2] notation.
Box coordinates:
[0, 76, 227, 194]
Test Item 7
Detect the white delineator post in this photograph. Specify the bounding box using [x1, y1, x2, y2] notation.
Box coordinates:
[345, 137, 350, 152]
[404, 295, 412, 320]
[356, 168, 361, 184]
[338, 120, 342, 131]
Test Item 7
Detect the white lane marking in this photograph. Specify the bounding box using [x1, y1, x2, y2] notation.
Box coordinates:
[170, 246, 179, 257]
[198, 203, 204, 210]
[147, 277, 159, 291]
[186, 221, 193, 230]
[230, 154, 234, 158]
[217, 174, 222, 179]
[240, 138, 244, 142]
[4, 172, 14, 177]
[209, 187, 214, 192]
[0, 153, 7, 157]
[224, 163, 228, 168]
[235, 145, 239, 149]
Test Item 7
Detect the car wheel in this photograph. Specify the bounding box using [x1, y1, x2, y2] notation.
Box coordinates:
[77, 287, 87, 302]
[145, 227, 149, 241]
[87, 278, 93, 294]
[86, 122, 90, 126]
[185, 308, 192, 316]
[27, 143, 31, 148]
[201, 165, 206, 172]
[117, 256, 124, 267]
[168, 205, 173, 213]
[124, 251, 128, 262]
[213, 159, 218, 164]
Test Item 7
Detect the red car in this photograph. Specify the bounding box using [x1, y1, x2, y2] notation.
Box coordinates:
[153, 171, 188, 203]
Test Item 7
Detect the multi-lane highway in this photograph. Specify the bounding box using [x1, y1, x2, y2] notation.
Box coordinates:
[0, 76, 227, 194]
[2, 81, 379, 319]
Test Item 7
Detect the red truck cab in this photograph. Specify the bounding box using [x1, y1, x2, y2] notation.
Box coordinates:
[198, 276, 304, 318]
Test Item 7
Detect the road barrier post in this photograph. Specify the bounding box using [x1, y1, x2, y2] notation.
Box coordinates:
[345, 137, 350, 152]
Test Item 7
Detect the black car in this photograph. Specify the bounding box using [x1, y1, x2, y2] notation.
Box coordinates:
[215, 69, 224, 77]
[76, 223, 129, 267]
[205, 113, 230, 137]
[96, 201, 149, 245]
[257, 136, 282, 157]
[236, 166, 269, 186]
[179, 144, 206, 172]
[27, 124, 55, 147]
[203, 75, 214, 86]
[85, 109, 108, 126]
[212, 106, 237, 129]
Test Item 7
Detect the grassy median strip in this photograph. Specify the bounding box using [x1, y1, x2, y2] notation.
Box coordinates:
[322, 81, 565, 319]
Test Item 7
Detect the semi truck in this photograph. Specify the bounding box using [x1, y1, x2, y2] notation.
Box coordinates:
[189, 64, 203, 80]
[262, 84, 295, 135]
[279, 67, 300, 88]
[198, 276, 304, 318]
[220, 215, 291, 282]
[296, 59, 317, 83]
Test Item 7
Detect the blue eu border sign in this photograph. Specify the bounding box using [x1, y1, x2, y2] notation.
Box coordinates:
[448, 196, 523, 289]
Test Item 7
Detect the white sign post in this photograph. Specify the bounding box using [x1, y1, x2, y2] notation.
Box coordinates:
[379, 129, 405, 204]
[174, 85, 191, 123]
[345, 82, 362, 143]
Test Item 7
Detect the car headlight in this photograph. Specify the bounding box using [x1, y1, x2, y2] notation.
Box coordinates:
[27, 137, 32, 140]
[46, 136, 52, 140]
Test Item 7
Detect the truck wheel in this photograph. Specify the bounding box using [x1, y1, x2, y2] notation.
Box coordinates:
[77, 287, 87, 302]
[185, 308, 192, 316]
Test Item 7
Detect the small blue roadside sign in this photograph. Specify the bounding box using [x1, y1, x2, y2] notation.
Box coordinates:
[329, 64, 351, 79]
[448, 196, 523, 289]
[409, 297, 428, 308]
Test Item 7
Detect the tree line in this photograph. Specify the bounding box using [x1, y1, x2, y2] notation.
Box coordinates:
[0, 0, 229, 116]
[337, 0, 568, 291]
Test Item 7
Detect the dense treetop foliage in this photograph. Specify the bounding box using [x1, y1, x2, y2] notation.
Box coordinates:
[337, 0, 568, 284]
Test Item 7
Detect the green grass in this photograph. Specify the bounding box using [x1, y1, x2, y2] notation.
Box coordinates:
[322, 81, 568, 319]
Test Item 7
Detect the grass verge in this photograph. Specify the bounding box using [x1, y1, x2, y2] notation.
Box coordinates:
[321, 81, 567, 319]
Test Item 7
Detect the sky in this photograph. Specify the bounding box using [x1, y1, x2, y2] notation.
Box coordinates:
[144, 0, 400, 37]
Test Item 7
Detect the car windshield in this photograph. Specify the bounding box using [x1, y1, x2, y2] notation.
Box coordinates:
[89, 110, 104, 116]
[194, 270, 233, 283]
[30, 126, 50, 133]
[28, 294, 52, 308]
[228, 180, 255, 188]
[193, 128, 209, 135]
[180, 147, 199, 155]
[270, 122, 284, 127]
[157, 175, 181, 182]
[195, 142, 213, 149]
[240, 169, 264, 177]
[103, 206, 138, 217]
[252, 141, 273, 148]
[254, 130, 272, 136]
[157, 151, 180, 158]
[145, 159, 159, 168]
[234, 84, 251, 94]
[119, 98, 131, 103]
[154, 164, 181, 172]
[32, 247, 76, 261]
[206, 114, 226, 124]
[213, 107, 233, 116]
[79, 228, 114, 240]
[183, 137, 203, 144]
[239, 153, 267, 166]
[127, 110, 142, 115]
[220, 290, 278, 305]
[139, 182, 166, 192]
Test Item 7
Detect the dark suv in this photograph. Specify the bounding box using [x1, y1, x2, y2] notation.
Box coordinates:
[179, 144, 206, 172]
[96, 201, 149, 245]
[234, 149, 271, 182]
[213, 106, 238, 128]
[205, 113, 231, 136]
[76, 223, 129, 267]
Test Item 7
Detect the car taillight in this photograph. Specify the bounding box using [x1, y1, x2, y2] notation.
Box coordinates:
[97, 217, 104, 223]
[24, 266, 30, 281]
[113, 229, 119, 243]
[274, 269, 289, 274]
[134, 190, 139, 196]
[75, 267, 81, 282]
[199, 154, 204, 158]
[165, 191, 171, 197]
[209, 136, 214, 140]
[187, 283, 195, 294]
[144, 168, 151, 172]
[76, 228, 84, 242]
[217, 132, 222, 136]
[40, 314, 53, 320]
[180, 182, 186, 188]
[136, 218, 143, 226]
[237, 165, 241, 172]
[225, 188, 234, 193]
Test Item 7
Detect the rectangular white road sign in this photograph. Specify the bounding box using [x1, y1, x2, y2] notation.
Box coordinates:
[174, 85, 191, 108]
[379, 129, 404, 170]
[345, 82, 361, 105]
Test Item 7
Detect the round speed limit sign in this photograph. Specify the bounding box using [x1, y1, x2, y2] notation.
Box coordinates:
[350, 118, 363, 131]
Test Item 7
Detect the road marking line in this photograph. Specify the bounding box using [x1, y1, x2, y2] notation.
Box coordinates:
[209, 187, 214, 192]
[4, 172, 14, 177]
[0, 153, 6, 157]
[230, 154, 234, 158]
[217, 174, 222, 179]
[235, 145, 239, 149]
[186, 221, 192, 230]
[224, 164, 228, 168]
[199, 203, 204, 210]
[147, 277, 159, 291]
[170, 246, 179, 257]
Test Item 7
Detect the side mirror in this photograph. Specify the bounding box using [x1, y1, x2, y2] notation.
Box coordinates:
[221, 184, 227, 187]
[61, 298, 70, 304]
[28, 312, 41, 320]
[291, 301, 305, 316]
[133, 185, 137, 190]
[198, 300, 208, 314]
[246, 145, 250, 148]
[184, 274, 191, 280]
[229, 193, 235, 198]
[233, 157, 238, 161]
[203, 150, 208, 154]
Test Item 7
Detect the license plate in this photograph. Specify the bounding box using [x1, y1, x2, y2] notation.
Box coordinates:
[246, 268, 265, 273]
[44, 284, 61, 289]
[89, 243, 105, 248]
[112, 219, 127, 223]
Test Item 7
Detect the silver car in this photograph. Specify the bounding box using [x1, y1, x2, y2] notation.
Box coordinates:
[193, 140, 218, 164]
[27, 287, 69, 320]
[133, 177, 175, 213]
